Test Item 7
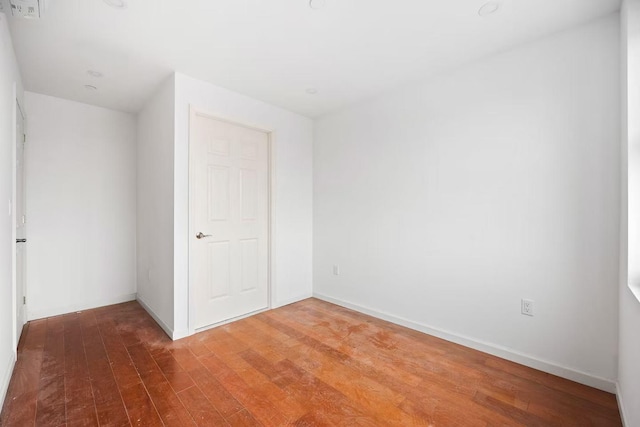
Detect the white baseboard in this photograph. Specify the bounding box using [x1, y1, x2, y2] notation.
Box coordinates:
[0, 352, 17, 411]
[274, 292, 313, 309]
[617, 382, 629, 427]
[313, 293, 617, 394]
[28, 293, 137, 321]
[136, 295, 175, 340]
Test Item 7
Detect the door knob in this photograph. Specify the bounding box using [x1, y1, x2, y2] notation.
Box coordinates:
[196, 232, 212, 239]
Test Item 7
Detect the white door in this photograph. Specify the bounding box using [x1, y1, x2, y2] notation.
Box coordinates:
[15, 101, 26, 343]
[190, 111, 270, 329]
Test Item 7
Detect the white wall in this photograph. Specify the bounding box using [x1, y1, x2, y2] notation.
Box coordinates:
[619, 1, 640, 425]
[173, 73, 313, 338]
[0, 12, 23, 409]
[24, 92, 137, 320]
[314, 15, 620, 391]
[136, 75, 176, 335]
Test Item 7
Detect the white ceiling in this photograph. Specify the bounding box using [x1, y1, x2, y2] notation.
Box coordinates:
[6, 0, 621, 118]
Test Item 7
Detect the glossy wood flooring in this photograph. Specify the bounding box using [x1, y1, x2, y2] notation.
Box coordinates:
[0, 299, 622, 426]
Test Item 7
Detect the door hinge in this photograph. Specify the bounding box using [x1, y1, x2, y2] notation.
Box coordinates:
[23, 296, 26, 305]
[23, 134, 26, 143]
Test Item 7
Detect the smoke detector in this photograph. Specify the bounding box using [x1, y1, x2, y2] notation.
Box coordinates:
[3, 0, 46, 19]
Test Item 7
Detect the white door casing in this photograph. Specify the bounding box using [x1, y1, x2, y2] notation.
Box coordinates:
[15, 100, 26, 345]
[189, 110, 271, 330]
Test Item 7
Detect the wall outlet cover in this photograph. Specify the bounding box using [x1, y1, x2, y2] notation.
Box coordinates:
[521, 299, 534, 316]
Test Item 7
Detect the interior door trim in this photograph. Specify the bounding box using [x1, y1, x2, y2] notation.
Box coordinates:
[13, 90, 26, 352]
[187, 106, 275, 336]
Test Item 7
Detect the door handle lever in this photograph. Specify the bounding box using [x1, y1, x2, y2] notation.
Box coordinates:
[196, 232, 212, 239]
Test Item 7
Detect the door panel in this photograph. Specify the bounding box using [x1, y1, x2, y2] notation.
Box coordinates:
[209, 166, 230, 221]
[208, 240, 231, 299]
[191, 113, 269, 329]
[240, 238, 258, 292]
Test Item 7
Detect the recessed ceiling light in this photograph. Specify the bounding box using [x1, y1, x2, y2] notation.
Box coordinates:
[103, 0, 127, 9]
[87, 70, 103, 78]
[306, 88, 318, 95]
[309, 0, 326, 10]
[478, 1, 500, 17]
[84, 85, 98, 91]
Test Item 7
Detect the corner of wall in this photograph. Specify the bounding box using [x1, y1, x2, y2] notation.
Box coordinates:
[274, 292, 314, 309]
[0, 351, 16, 414]
[136, 294, 174, 340]
[136, 73, 177, 336]
[617, 382, 629, 427]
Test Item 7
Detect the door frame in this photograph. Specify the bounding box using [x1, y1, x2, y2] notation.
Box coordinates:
[12, 91, 26, 352]
[187, 106, 275, 335]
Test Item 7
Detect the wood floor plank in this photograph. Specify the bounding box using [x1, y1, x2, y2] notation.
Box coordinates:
[34, 375, 65, 426]
[118, 382, 163, 427]
[250, 314, 508, 425]
[183, 366, 244, 418]
[197, 351, 290, 426]
[222, 318, 290, 364]
[250, 313, 426, 393]
[240, 347, 411, 424]
[34, 317, 66, 426]
[63, 314, 98, 427]
[257, 311, 456, 397]
[0, 299, 623, 427]
[95, 318, 141, 390]
[398, 395, 489, 427]
[202, 330, 306, 421]
[78, 310, 130, 427]
[145, 382, 197, 427]
[176, 385, 228, 427]
[125, 344, 196, 426]
[296, 307, 592, 423]
[225, 408, 262, 426]
[288, 303, 478, 385]
[1, 391, 39, 427]
[152, 350, 195, 393]
[1, 320, 45, 427]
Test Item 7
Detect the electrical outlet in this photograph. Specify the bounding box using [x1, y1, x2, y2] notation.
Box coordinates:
[521, 299, 534, 316]
[9, 0, 42, 19]
[332, 264, 340, 275]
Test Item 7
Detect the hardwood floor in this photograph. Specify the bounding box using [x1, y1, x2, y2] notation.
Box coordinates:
[0, 298, 622, 426]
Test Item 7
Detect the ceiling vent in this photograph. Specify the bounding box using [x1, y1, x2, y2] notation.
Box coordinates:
[0, 0, 46, 19]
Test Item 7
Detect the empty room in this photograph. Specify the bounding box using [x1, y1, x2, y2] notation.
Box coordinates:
[0, 0, 638, 425]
